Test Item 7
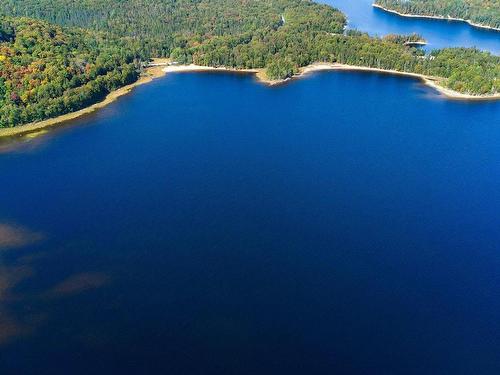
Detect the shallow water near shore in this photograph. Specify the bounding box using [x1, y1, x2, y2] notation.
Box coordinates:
[322, 0, 500, 54]
[1, 71, 500, 374]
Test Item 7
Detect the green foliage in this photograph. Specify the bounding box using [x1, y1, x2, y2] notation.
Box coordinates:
[0, 0, 498, 128]
[0, 0, 346, 57]
[376, 0, 500, 29]
[0, 16, 141, 127]
[266, 57, 297, 80]
[427, 48, 500, 94]
[383, 33, 425, 44]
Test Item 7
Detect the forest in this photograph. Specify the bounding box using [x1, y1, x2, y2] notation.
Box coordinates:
[375, 0, 500, 29]
[0, 0, 499, 128]
[0, 16, 142, 127]
[0, 0, 346, 57]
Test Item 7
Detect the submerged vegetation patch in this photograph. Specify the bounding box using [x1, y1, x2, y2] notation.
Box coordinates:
[0, 223, 42, 250]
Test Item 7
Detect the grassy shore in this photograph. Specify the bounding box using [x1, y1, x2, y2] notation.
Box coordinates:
[372, 3, 500, 32]
[0, 64, 167, 139]
[1, 61, 498, 139]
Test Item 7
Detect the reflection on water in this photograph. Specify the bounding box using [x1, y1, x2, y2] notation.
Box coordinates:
[0, 100, 119, 155]
[0, 134, 50, 155]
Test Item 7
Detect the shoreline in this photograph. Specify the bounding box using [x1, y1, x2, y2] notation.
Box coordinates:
[160, 64, 286, 85]
[163, 63, 500, 100]
[1, 61, 498, 138]
[0, 64, 168, 139]
[372, 3, 500, 32]
[295, 63, 500, 100]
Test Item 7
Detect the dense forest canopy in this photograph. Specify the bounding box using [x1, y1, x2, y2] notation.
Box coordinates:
[0, 0, 346, 57]
[0, 16, 141, 127]
[0, 0, 499, 128]
[375, 0, 500, 29]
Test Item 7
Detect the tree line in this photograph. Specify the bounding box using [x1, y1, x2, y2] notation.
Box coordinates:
[376, 0, 500, 29]
[0, 0, 499, 128]
[0, 16, 142, 127]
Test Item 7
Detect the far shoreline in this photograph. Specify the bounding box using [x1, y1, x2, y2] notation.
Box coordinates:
[294, 63, 500, 100]
[161, 63, 500, 101]
[372, 3, 500, 32]
[1, 61, 499, 139]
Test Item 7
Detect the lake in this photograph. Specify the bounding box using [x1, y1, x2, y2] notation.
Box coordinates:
[1, 71, 500, 374]
[322, 0, 500, 54]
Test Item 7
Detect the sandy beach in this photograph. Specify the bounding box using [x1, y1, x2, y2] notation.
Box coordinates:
[296, 63, 500, 100]
[1, 61, 498, 138]
[163, 62, 500, 100]
[372, 3, 500, 32]
[162, 64, 291, 85]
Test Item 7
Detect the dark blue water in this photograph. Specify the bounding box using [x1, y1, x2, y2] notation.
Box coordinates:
[322, 0, 500, 54]
[1, 72, 500, 374]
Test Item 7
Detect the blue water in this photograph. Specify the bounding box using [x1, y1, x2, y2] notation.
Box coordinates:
[322, 0, 500, 54]
[1, 72, 499, 374]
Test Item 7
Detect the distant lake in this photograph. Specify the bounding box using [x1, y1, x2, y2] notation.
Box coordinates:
[322, 0, 500, 54]
[1, 72, 500, 374]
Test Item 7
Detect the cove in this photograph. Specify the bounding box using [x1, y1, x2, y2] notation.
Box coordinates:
[1, 71, 500, 374]
[321, 0, 500, 54]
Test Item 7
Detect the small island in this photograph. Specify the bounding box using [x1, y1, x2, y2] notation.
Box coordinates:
[1, 0, 499, 134]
